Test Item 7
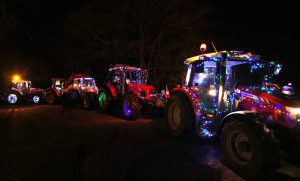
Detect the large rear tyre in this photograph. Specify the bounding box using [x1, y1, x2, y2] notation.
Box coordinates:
[7, 93, 19, 105]
[98, 88, 112, 113]
[46, 90, 56, 104]
[122, 94, 141, 120]
[165, 94, 194, 138]
[221, 121, 279, 177]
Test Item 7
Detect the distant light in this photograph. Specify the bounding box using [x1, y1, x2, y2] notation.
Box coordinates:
[12, 75, 21, 82]
[200, 44, 207, 53]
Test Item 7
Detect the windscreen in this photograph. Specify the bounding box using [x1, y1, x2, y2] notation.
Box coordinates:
[191, 61, 216, 87]
[125, 70, 143, 84]
[82, 78, 96, 88]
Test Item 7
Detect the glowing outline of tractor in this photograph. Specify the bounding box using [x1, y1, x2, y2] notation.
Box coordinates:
[165, 45, 300, 177]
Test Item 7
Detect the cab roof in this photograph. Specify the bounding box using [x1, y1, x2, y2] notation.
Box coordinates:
[68, 73, 92, 83]
[185, 50, 261, 64]
[109, 64, 142, 71]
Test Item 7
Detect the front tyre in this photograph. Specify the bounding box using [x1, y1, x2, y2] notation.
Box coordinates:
[221, 121, 278, 177]
[165, 94, 194, 138]
[122, 94, 141, 120]
[32, 95, 41, 104]
[7, 93, 18, 104]
[98, 88, 112, 113]
[46, 90, 56, 104]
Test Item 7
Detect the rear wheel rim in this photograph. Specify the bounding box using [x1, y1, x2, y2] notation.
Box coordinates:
[123, 97, 139, 117]
[168, 102, 181, 130]
[123, 100, 131, 117]
[7, 94, 18, 104]
[33, 95, 40, 103]
[226, 130, 252, 165]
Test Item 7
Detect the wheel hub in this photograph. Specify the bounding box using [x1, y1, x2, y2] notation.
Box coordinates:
[123, 100, 131, 116]
[33, 95, 40, 104]
[7, 94, 18, 104]
[227, 131, 252, 164]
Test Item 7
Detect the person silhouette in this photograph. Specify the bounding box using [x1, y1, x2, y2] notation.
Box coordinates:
[60, 90, 73, 121]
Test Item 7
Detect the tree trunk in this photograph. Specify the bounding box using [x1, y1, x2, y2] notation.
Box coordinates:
[139, 25, 145, 68]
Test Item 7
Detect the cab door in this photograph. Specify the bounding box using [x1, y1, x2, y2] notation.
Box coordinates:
[189, 61, 217, 116]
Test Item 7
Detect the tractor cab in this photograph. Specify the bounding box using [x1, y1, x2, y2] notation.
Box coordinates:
[72, 77, 98, 93]
[184, 50, 283, 116]
[51, 79, 67, 96]
[12, 80, 32, 94]
[106, 64, 152, 98]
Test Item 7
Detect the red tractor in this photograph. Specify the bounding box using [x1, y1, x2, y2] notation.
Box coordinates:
[45, 78, 67, 104]
[165, 46, 300, 177]
[45, 74, 99, 109]
[98, 64, 165, 120]
[4, 75, 44, 105]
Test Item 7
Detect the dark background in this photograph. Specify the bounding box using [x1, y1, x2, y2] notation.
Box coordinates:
[1, 0, 299, 90]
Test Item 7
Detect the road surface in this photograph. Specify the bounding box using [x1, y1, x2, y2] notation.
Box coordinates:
[0, 105, 299, 181]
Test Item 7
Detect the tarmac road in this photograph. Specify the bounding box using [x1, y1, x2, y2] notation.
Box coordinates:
[0, 105, 300, 181]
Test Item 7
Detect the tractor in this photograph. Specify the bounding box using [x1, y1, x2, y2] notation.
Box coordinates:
[4, 75, 44, 105]
[45, 78, 67, 104]
[165, 46, 300, 177]
[45, 74, 99, 109]
[98, 64, 165, 120]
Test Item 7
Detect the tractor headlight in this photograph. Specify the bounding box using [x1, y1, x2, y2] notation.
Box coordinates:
[208, 87, 217, 97]
[286, 106, 300, 120]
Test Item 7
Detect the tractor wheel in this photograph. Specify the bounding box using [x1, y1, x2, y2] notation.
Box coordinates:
[32, 95, 41, 104]
[7, 92, 19, 105]
[46, 90, 56, 104]
[122, 93, 141, 120]
[221, 121, 279, 177]
[165, 94, 194, 138]
[83, 94, 93, 109]
[98, 88, 112, 113]
[69, 90, 79, 107]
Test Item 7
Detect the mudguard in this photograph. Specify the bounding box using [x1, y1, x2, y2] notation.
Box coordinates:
[218, 111, 264, 135]
[106, 82, 117, 97]
[172, 87, 203, 120]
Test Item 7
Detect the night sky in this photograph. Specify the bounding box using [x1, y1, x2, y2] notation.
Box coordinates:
[1, 0, 299, 89]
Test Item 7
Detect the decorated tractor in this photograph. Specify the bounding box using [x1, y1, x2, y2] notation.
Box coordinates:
[45, 74, 99, 109]
[98, 64, 165, 120]
[165, 46, 300, 177]
[4, 75, 44, 105]
[45, 78, 67, 104]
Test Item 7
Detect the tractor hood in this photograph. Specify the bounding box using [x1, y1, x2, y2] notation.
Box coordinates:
[30, 87, 44, 94]
[128, 83, 158, 100]
[129, 83, 156, 91]
[81, 86, 99, 94]
[260, 91, 300, 107]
